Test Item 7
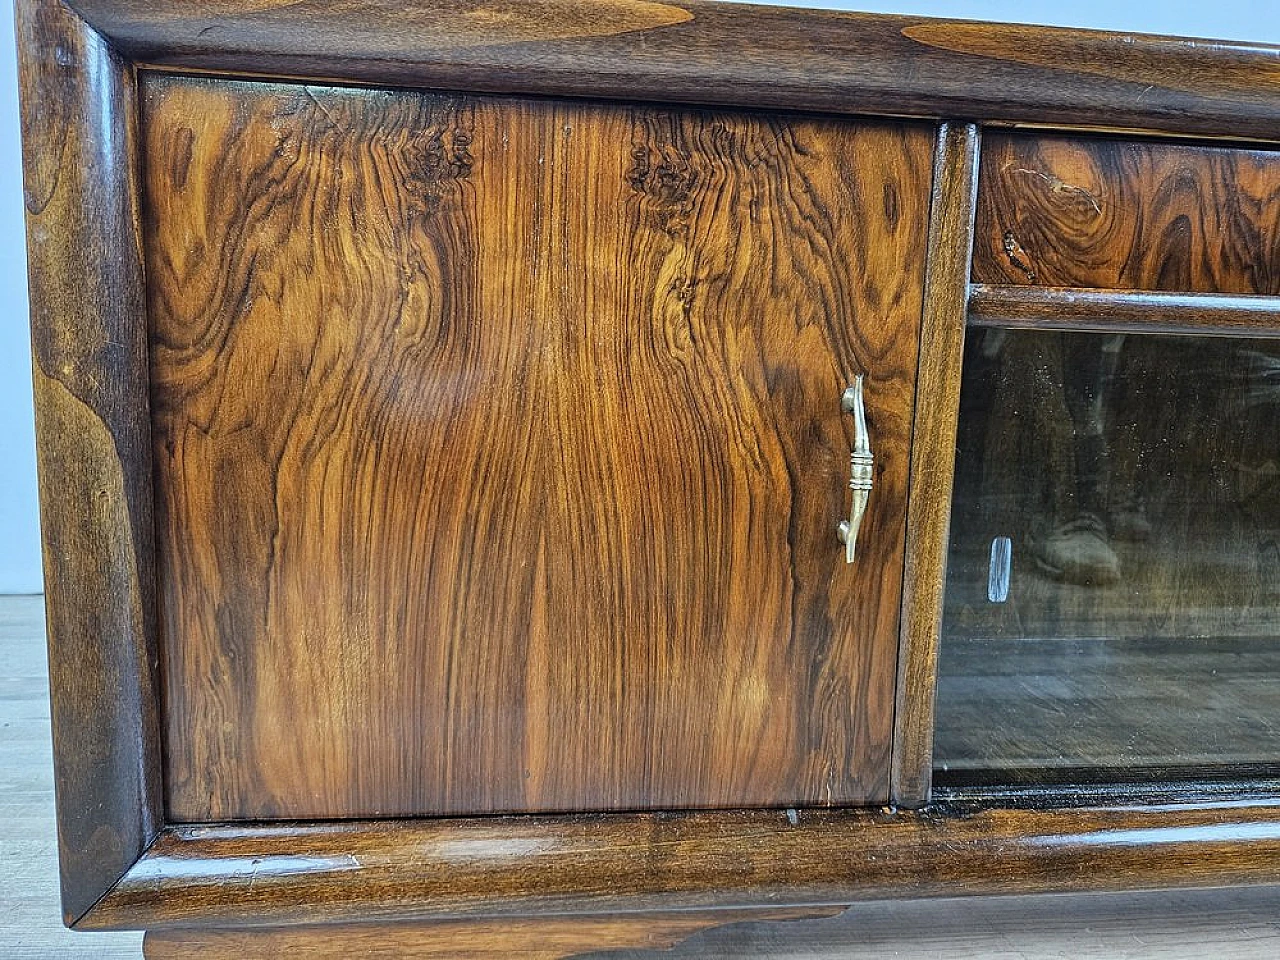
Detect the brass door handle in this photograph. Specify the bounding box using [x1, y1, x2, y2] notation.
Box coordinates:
[837, 376, 874, 563]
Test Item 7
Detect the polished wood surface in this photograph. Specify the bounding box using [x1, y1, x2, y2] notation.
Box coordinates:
[66, 1, 1280, 141]
[134, 889, 1280, 960]
[141, 75, 929, 821]
[969, 285, 1280, 336]
[141, 909, 840, 959]
[21, 0, 1280, 939]
[0, 596, 143, 955]
[84, 800, 1280, 930]
[16, 0, 162, 926]
[586, 887, 1280, 960]
[974, 134, 1280, 293]
[891, 123, 980, 808]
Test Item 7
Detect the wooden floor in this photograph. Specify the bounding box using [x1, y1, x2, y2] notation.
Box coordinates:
[0, 595, 141, 958]
[3, 593, 1279, 958]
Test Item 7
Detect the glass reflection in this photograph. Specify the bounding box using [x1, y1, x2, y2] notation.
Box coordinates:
[935, 329, 1280, 781]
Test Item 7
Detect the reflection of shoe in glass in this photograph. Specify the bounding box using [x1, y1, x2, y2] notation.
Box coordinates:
[1110, 495, 1152, 542]
[1030, 513, 1121, 585]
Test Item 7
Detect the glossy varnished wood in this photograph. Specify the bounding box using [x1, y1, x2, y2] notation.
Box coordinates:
[135, 891, 1280, 960]
[141, 909, 841, 959]
[66, 1, 1280, 142]
[580, 887, 1280, 960]
[141, 76, 930, 820]
[82, 800, 1280, 930]
[16, 0, 162, 926]
[891, 123, 980, 808]
[968, 285, 1280, 336]
[974, 133, 1280, 293]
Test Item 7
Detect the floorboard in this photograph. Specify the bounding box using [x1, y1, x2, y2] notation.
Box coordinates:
[0, 595, 142, 958]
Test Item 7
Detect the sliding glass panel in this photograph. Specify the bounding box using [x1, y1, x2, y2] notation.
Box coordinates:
[934, 328, 1280, 783]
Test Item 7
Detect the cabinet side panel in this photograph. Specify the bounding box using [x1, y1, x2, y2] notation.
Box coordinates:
[142, 76, 931, 819]
[16, 0, 161, 925]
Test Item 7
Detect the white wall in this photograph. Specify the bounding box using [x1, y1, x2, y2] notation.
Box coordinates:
[744, 0, 1280, 40]
[1, 8, 39, 594]
[1, 2, 1278, 593]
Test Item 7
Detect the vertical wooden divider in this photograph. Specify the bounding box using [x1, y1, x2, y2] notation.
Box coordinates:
[891, 122, 981, 808]
[16, 0, 162, 925]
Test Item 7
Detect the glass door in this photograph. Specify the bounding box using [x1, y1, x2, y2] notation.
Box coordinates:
[934, 327, 1280, 784]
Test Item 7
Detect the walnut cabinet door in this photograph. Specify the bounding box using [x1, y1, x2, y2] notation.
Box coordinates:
[141, 76, 933, 820]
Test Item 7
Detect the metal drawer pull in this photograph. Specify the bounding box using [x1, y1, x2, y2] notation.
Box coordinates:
[837, 376, 874, 564]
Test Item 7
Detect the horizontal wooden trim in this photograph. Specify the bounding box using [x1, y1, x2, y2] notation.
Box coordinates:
[68, 1, 1280, 142]
[968, 285, 1280, 336]
[80, 800, 1280, 930]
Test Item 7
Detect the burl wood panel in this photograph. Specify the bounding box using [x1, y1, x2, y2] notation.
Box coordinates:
[141, 76, 930, 820]
[974, 134, 1280, 294]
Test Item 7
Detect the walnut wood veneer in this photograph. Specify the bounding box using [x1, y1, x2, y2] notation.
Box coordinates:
[142, 76, 928, 821]
[974, 133, 1280, 294]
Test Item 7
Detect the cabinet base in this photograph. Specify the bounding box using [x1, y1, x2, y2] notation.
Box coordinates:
[141, 908, 844, 959]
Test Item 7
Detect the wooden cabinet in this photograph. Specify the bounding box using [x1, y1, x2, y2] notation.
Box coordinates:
[17, 1, 1280, 957]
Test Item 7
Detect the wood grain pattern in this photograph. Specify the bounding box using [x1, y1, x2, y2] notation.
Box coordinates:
[141, 909, 841, 959]
[140, 890, 1280, 960]
[969, 285, 1280, 336]
[0, 596, 144, 955]
[65, 0, 1280, 142]
[141, 75, 930, 821]
[891, 123, 979, 808]
[583, 886, 1280, 960]
[9, 590, 1279, 955]
[974, 134, 1280, 293]
[82, 800, 1280, 930]
[15, 0, 162, 927]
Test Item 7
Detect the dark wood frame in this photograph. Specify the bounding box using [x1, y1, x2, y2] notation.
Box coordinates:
[19, 0, 1280, 937]
[18, 0, 161, 926]
[968, 286, 1280, 337]
[891, 121, 979, 807]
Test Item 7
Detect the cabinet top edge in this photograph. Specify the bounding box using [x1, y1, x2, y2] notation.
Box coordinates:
[62, 0, 1280, 144]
